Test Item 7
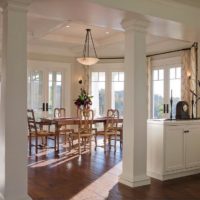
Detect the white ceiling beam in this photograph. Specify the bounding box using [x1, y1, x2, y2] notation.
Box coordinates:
[88, 0, 200, 28]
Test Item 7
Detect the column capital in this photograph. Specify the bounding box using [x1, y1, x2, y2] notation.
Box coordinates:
[121, 17, 149, 33]
[0, 0, 32, 12]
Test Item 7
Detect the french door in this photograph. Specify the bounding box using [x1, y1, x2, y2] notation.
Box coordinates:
[27, 68, 65, 116]
[152, 65, 181, 119]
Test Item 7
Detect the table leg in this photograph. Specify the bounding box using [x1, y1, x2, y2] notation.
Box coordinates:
[55, 124, 60, 153]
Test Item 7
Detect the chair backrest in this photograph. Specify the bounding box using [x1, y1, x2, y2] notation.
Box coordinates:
[54, 108, 66, 118]
[27, 109, 38, 134]
[106, 109, 119, 131]
[79, 108, 94, 134]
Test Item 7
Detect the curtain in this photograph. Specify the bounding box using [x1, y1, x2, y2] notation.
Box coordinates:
[181, 50, 190, 104]
[190, 46, 197, 116]
[181, 46, 197, 117]
[147, 56, 152, 119]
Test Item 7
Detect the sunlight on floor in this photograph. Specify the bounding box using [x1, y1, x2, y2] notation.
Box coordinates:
[70, 162, 122, 200]
[28, 139, 114, 168]
[28, 149, 88, 168]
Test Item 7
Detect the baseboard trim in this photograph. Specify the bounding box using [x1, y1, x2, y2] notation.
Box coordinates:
[119, 175, 151, 188]
[0, 194, 32, 200]
[147, 168, 200, 181]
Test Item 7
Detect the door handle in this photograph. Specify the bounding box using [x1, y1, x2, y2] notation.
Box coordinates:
[163, 104, 166, 113]
[166, 104, 169, 113]
[42, 103, 45, 111]
[46, 103, 49, 112]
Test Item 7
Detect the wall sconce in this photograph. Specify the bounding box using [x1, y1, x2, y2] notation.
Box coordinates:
[187, 72, 191, 80]
[78, 79, 82, 84]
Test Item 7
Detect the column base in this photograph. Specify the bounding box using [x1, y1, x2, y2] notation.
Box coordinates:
[0, 194, 32, 200]
[119, 174, 151, 188]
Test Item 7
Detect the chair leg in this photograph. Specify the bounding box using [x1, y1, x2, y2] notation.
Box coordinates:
[71, 137, 74, 148]
[104, 134, 107, 152]
[84, 137, 86, 151]
[45, 136, 48, 146]
[35, 135, 38, 154]
[64, 134, 67, 144]
[54, 135, 57, 152]
[120, 130, 122, 149]
[114, 133, 117, 153]
[78, 135, 81, 155]
[95, 135, 97, 150]
[109, 135, 111, 150]
[68, 136, 71, 151]
[28, 134, 32, 156]
[89, 136, 92, 153]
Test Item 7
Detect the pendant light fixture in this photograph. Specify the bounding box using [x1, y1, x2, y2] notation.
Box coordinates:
[77, 29, 99, 66]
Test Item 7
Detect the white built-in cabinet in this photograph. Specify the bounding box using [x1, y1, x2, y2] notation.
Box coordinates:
[147, 120, 200, 180]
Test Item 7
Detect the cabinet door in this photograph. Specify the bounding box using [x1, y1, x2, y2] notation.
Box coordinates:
[185, 126, 200, 168]
[165, 126, 185, 171]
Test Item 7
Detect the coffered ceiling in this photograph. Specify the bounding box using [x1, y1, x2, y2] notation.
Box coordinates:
[1, 0, 196, 57]
[171, 0, 200, 8]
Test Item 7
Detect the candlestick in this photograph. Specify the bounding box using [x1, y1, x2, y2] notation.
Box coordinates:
[192, 92, 194, 119]
[170, 90, 173, 120]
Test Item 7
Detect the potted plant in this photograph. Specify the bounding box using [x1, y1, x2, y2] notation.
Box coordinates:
[74, 88, 93, 109]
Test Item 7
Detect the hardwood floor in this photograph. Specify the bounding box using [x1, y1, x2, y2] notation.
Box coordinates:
[28, 139, 122, 200]
[28, 140, 200, 200]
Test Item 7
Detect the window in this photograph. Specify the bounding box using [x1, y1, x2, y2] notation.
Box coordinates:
[27, 70, 44, 114]
[169, 67, 181, 118]
[48, 72, 63, 112]
[152, 69, 164, 119]
[91, 72, 105, 116]
[90, 69, 125, 117]
[151, 63, 181, 119]
[112, 72, 124, 116]
[27, 68, 65, 116]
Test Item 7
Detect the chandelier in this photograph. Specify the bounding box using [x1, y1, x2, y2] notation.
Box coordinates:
[77, 29, 99, 66]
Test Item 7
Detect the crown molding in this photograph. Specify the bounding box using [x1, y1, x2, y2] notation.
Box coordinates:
[121, 17, 149, 32]
[0, 0, 32, 11]
[28, 52, 75, 63]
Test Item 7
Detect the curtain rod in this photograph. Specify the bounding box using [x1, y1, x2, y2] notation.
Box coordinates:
[99, 57, 124, 60]
[146, 42, 198, 57]
[98, 43, 198, 59]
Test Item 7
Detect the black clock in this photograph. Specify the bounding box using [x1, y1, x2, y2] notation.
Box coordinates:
[176, 101, 190, 119]
[182, 103, 189, 112]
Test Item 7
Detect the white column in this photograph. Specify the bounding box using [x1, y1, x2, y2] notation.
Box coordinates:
[119, 19, 151, 187]
[0, 0, 31, 199]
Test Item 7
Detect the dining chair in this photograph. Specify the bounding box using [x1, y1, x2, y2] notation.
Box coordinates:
[76, 107, 97, 144]
[117, 124, 123, 149]
[27, 109, 57, 155]
[54, 108, 73, 149]
[71, 108, 94, 154]
[95, 109, 119, 152]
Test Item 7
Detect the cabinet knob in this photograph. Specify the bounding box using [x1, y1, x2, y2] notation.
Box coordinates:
[184, 130, 189, 133]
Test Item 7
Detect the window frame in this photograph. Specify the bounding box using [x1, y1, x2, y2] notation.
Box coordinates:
[27, 61, 71, 116]
[151, 56, 182, 119]
[89, 64, 124, 116]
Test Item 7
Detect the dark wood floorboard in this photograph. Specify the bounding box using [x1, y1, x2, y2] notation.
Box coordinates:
[28, 140, 200, 200]
[28, 139, 122, 200]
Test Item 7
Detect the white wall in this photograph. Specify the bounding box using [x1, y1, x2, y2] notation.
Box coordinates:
[70, 62, 84, 116]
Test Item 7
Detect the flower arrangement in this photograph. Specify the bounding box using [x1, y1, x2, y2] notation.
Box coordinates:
[74, 88, 93, 108]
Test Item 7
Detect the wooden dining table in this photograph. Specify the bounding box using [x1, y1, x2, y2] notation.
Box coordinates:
[40, 116, 123, 152]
